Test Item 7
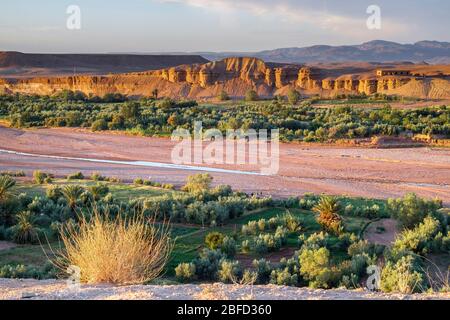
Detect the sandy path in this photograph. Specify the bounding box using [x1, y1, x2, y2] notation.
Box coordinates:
[0, 126, 449, 203]
[1, 279, 448, 300]
[364, 219, 400, 246]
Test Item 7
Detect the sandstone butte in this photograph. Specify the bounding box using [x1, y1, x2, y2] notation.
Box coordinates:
[1, 57, 450, 100]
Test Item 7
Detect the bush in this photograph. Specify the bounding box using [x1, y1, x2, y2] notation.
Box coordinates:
[392, 216, 441, 255]
[33, 171, 51, 184]
[134, 178, 144, 185]
[55, 210, 172, 284]
[287, 89, 301, 105]
[380, 255, 425, 293]
[253, 259, 273, 284]
[218, 260, 242, 283]
[221, 236, 237, 258]
[218, 90, 230, 101]
[245, 90, 259, 102]
[182, 174, 213, 194]
[91, 119, 108, 131]
[67, 172, 85, 180]
[175, 262, 196, 282]
[46, 185, 63, 202]
[388, 193, 442, 229]
[270, 268, 298, 286]
[205, 232, 225, 250]
[193, 249, 225, 280]
[299, 247, 333, 288]
[91, 172, 106, 181]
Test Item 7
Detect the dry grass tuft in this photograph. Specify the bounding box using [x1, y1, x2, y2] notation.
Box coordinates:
[53, 209, 172, 285]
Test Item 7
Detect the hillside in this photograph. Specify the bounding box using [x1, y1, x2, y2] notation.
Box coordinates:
[0, 52, 209, 78]
[1, 57, 450, 100]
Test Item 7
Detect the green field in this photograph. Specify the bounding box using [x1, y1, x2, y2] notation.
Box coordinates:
[0, 206, 374, 278]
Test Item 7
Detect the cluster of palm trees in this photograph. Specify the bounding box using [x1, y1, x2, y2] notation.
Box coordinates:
[0, 176, 91, 244]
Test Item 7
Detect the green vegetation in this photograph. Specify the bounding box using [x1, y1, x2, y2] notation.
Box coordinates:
[3, 94, 447, 143]
[0, 171, 448, 292]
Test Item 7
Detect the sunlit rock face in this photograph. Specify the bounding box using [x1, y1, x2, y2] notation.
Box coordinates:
[1, 57, 449, 100]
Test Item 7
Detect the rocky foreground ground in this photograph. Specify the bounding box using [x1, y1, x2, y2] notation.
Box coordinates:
[0, 279, 449, 300]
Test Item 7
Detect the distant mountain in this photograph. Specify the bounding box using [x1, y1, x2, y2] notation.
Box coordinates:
[199, 40, 450, 64]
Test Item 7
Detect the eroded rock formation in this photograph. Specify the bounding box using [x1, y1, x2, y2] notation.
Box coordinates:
[1, 57, 449, 100]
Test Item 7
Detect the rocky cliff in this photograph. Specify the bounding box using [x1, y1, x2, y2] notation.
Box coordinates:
[1, 57, 450, 100]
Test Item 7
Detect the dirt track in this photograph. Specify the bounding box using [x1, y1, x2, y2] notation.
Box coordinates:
[0, 126, 449, 203]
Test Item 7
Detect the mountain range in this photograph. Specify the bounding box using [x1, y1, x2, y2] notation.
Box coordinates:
[196, 40, 450, 64]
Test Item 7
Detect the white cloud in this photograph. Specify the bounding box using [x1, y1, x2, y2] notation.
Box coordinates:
[157, 0, 409, 41]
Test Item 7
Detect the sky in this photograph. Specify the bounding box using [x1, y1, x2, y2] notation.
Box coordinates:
[0, 0, 449, 53]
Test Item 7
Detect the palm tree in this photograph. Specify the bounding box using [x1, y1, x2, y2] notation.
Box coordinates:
[88, 183, 109, 201]
[61, 185, 84, 211]
[13, 211, 39, 244]
[312, 196, 340, 216]
[312, 196, 343, 234]
[0, 175, 16, 203]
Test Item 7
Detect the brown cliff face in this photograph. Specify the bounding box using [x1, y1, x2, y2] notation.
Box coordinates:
[1, 57, 450, 100]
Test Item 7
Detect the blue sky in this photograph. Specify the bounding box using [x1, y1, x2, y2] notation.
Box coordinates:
[0, 0, 449, 53]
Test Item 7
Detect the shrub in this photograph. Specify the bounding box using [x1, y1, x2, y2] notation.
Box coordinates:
[67, 172, 85, 180]
[91, 119, 108, 131]
[54, 210, 172, 284]
[182, 173, 213, 194]
[0, 262, 58, 280]
[299, 247, 333, 288]
[205, 232, 225, 250]
[380, 255, 425, 293]
[162, 184, 174, 190]
[245, 90, 259, 102]
[134, 178, 144, 185]
[0, 171, 25, 177]
[282, 211, 302, 233]
[33, 171, 50, 184]
[270, 268, 298, 286]
[218, 90, 230, 101]
[388, 193, 442, 229]
[91, 172, 106, 181]
[221, 236, 237, 258]
[46, 185, 63, 202]
[193, 249, 225, 280]
[218, 260, 242, 283]
[242, 220, 258, 235]
[241, 240, 251, 254]
[253, 259, 273, 284]
[257, 219, 266, 232]
[253, 233, 282, 254]
[175, 262, 196, 282]
[392, 216, 441, 255]
[287, 89, 301, 105]
[313, 196, 343, 234]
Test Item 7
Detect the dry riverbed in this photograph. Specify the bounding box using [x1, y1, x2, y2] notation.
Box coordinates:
[0, 126, 449, 203]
